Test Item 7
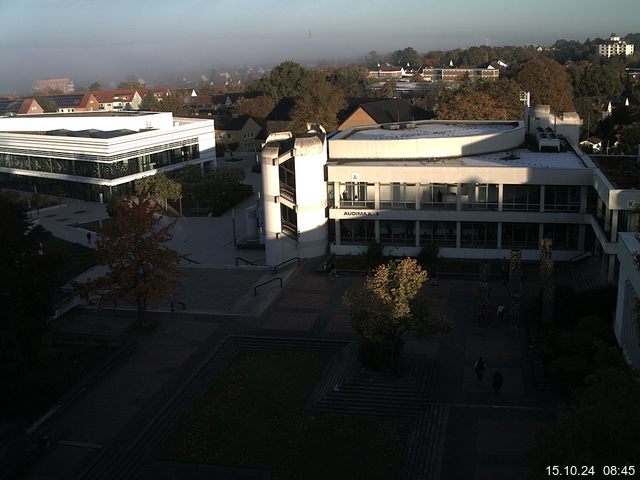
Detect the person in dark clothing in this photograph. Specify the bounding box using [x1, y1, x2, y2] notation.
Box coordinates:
[492, 371, 503, 396]
[86, 231, 92, 245]
[474, 356, 485, 384]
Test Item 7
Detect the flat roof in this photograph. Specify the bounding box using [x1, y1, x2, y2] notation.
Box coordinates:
[9, 111, 156, 118]
[336, 121, 518, 141]
[591, 155, 640, 189]
[329, 147, 589, 169]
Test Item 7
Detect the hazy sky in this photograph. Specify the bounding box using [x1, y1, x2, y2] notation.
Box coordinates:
[0, 0, 638, 93]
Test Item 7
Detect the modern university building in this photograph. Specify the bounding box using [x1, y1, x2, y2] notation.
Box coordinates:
[0, 111, 215, 201]
[260, 106, 640, 367]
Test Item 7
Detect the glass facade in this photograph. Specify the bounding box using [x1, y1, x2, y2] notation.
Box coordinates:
[420, 183, 457, 209]
[339, 182, 374, 208]
[380, 220, 415, 245]
[340, 219, 375, 244]
[380, 183, 416, 209]
[503, 185, 540, 211]
[544, 186, 580, 212]
[543, 224, 579, 250]
[502, 222, 539, 249]
[419, 221, 456, 247]
[280, 204, 297, 239]
[0, 144, 199, 181]
[461, 183, 498, 210]
[461, 222, 498, 248]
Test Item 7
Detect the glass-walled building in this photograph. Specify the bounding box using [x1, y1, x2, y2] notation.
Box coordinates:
[0, 111, 215, 201]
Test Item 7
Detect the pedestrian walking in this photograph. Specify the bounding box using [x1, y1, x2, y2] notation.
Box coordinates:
[474, 356, 486, 384]
[492, 371, 503, 396]
[327, 262, 338, 279]
[86, 231, 92, 245]
[497, 304, 505, 322]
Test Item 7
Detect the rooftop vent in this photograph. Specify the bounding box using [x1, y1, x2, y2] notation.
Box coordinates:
[382, 123, 400, 130]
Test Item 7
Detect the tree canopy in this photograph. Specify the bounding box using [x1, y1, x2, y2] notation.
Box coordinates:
[87, 195, 184, 327]
[290, 78, 347, 132]
[249, 61, 318, 102]
[0, 195, 54, 361]
[231, 95, 275, 120]
[528, 368, 640, 477]
[434, 78, 523, 120]
[516, 58, 575, 114]
[135, 174, 182, 211]
[344, 258, 450, 366]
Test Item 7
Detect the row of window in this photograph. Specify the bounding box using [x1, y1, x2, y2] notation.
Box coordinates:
[0, 145, 199, 180]
[332, 182, 582, 212]
[339, 220, 580, 250]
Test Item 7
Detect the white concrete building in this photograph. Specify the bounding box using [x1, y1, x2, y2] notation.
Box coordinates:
[598, 34, 634, 57]
[260, 108, 640, 367]
[0, 111, 215, 201]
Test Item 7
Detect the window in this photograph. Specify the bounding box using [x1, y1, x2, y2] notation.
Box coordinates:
[503, 185, 540, 211]
[280, 204, 297, 239]
[340, 220, 375, 244]
[544, 186, 580, 212]
[380, 220, 415, 245]
[502, 223, 539, 249]
[420, 221, 456, 247]
[461, 222, 498, 248]
[339, 182, 374, 208]
[380, 183, 416, 209]
[461, 183, 498, 210]
[543, 224, 579, 250]
[420, 183, 457, 209]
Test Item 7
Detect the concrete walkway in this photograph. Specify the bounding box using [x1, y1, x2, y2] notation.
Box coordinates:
[21, 257, 556, 480]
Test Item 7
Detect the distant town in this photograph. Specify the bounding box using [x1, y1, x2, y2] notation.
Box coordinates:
[1, 31, 640, 480]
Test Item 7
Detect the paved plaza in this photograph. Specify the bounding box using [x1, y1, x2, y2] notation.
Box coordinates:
[20, 257, 556, 480]
[5, 163, 557, 479]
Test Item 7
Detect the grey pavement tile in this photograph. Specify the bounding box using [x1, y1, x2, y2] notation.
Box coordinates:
[277, 291, 330, 310]
[261, 310, 318, 331]
[78, 364, 173, 405]
[404, 338, 440, 356]
[463, 367, 524, 395]
[127, 342, 197, 368]
[465, 335, 522, 362]
[475, 464, 528, 480]
[325, 313, 354, 333]
[53, 404, 140, 444]
[142, 320, 219, 345]
[24, 444, 100, 480]
[476, 420, 540, 456]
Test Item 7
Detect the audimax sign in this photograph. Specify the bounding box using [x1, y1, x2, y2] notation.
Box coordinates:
[343, 211, 379, 217]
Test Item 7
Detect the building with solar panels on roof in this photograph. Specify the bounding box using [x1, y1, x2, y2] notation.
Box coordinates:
[0, 111, 215, 200]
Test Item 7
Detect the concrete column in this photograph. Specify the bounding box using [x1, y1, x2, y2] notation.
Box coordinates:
[456, 183, 462, 211]
[497, 222, 503, 250]
[539, 223, 545, 244]
[333, 181, 340, 208]
[611, 210, 619, 241]
[456, 221, 461, 249]
[415, 185, 420, 211]
[374, 182, 380, 210]
[262, 153, 284, 267]
[579, 186, 587, 214]
[335, 219, 341, 246]
[539, 185, 545, 213]
[608, 254, 616, 283]
[498, 184, 504, 212]
[604, 206, 611, 232]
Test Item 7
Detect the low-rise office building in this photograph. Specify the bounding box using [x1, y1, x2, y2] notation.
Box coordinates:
[0, 111, 215, 201]
[260, 109, 640, 366]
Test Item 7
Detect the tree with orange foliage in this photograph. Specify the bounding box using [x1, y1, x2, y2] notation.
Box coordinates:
[87, 195, 185, 328]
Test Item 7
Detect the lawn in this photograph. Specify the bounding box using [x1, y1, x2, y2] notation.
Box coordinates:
[73, 217, 113, 233]
[1, 342, 118, 420]
[42, 236, 97, 288]
[157, 349, 410, 480]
